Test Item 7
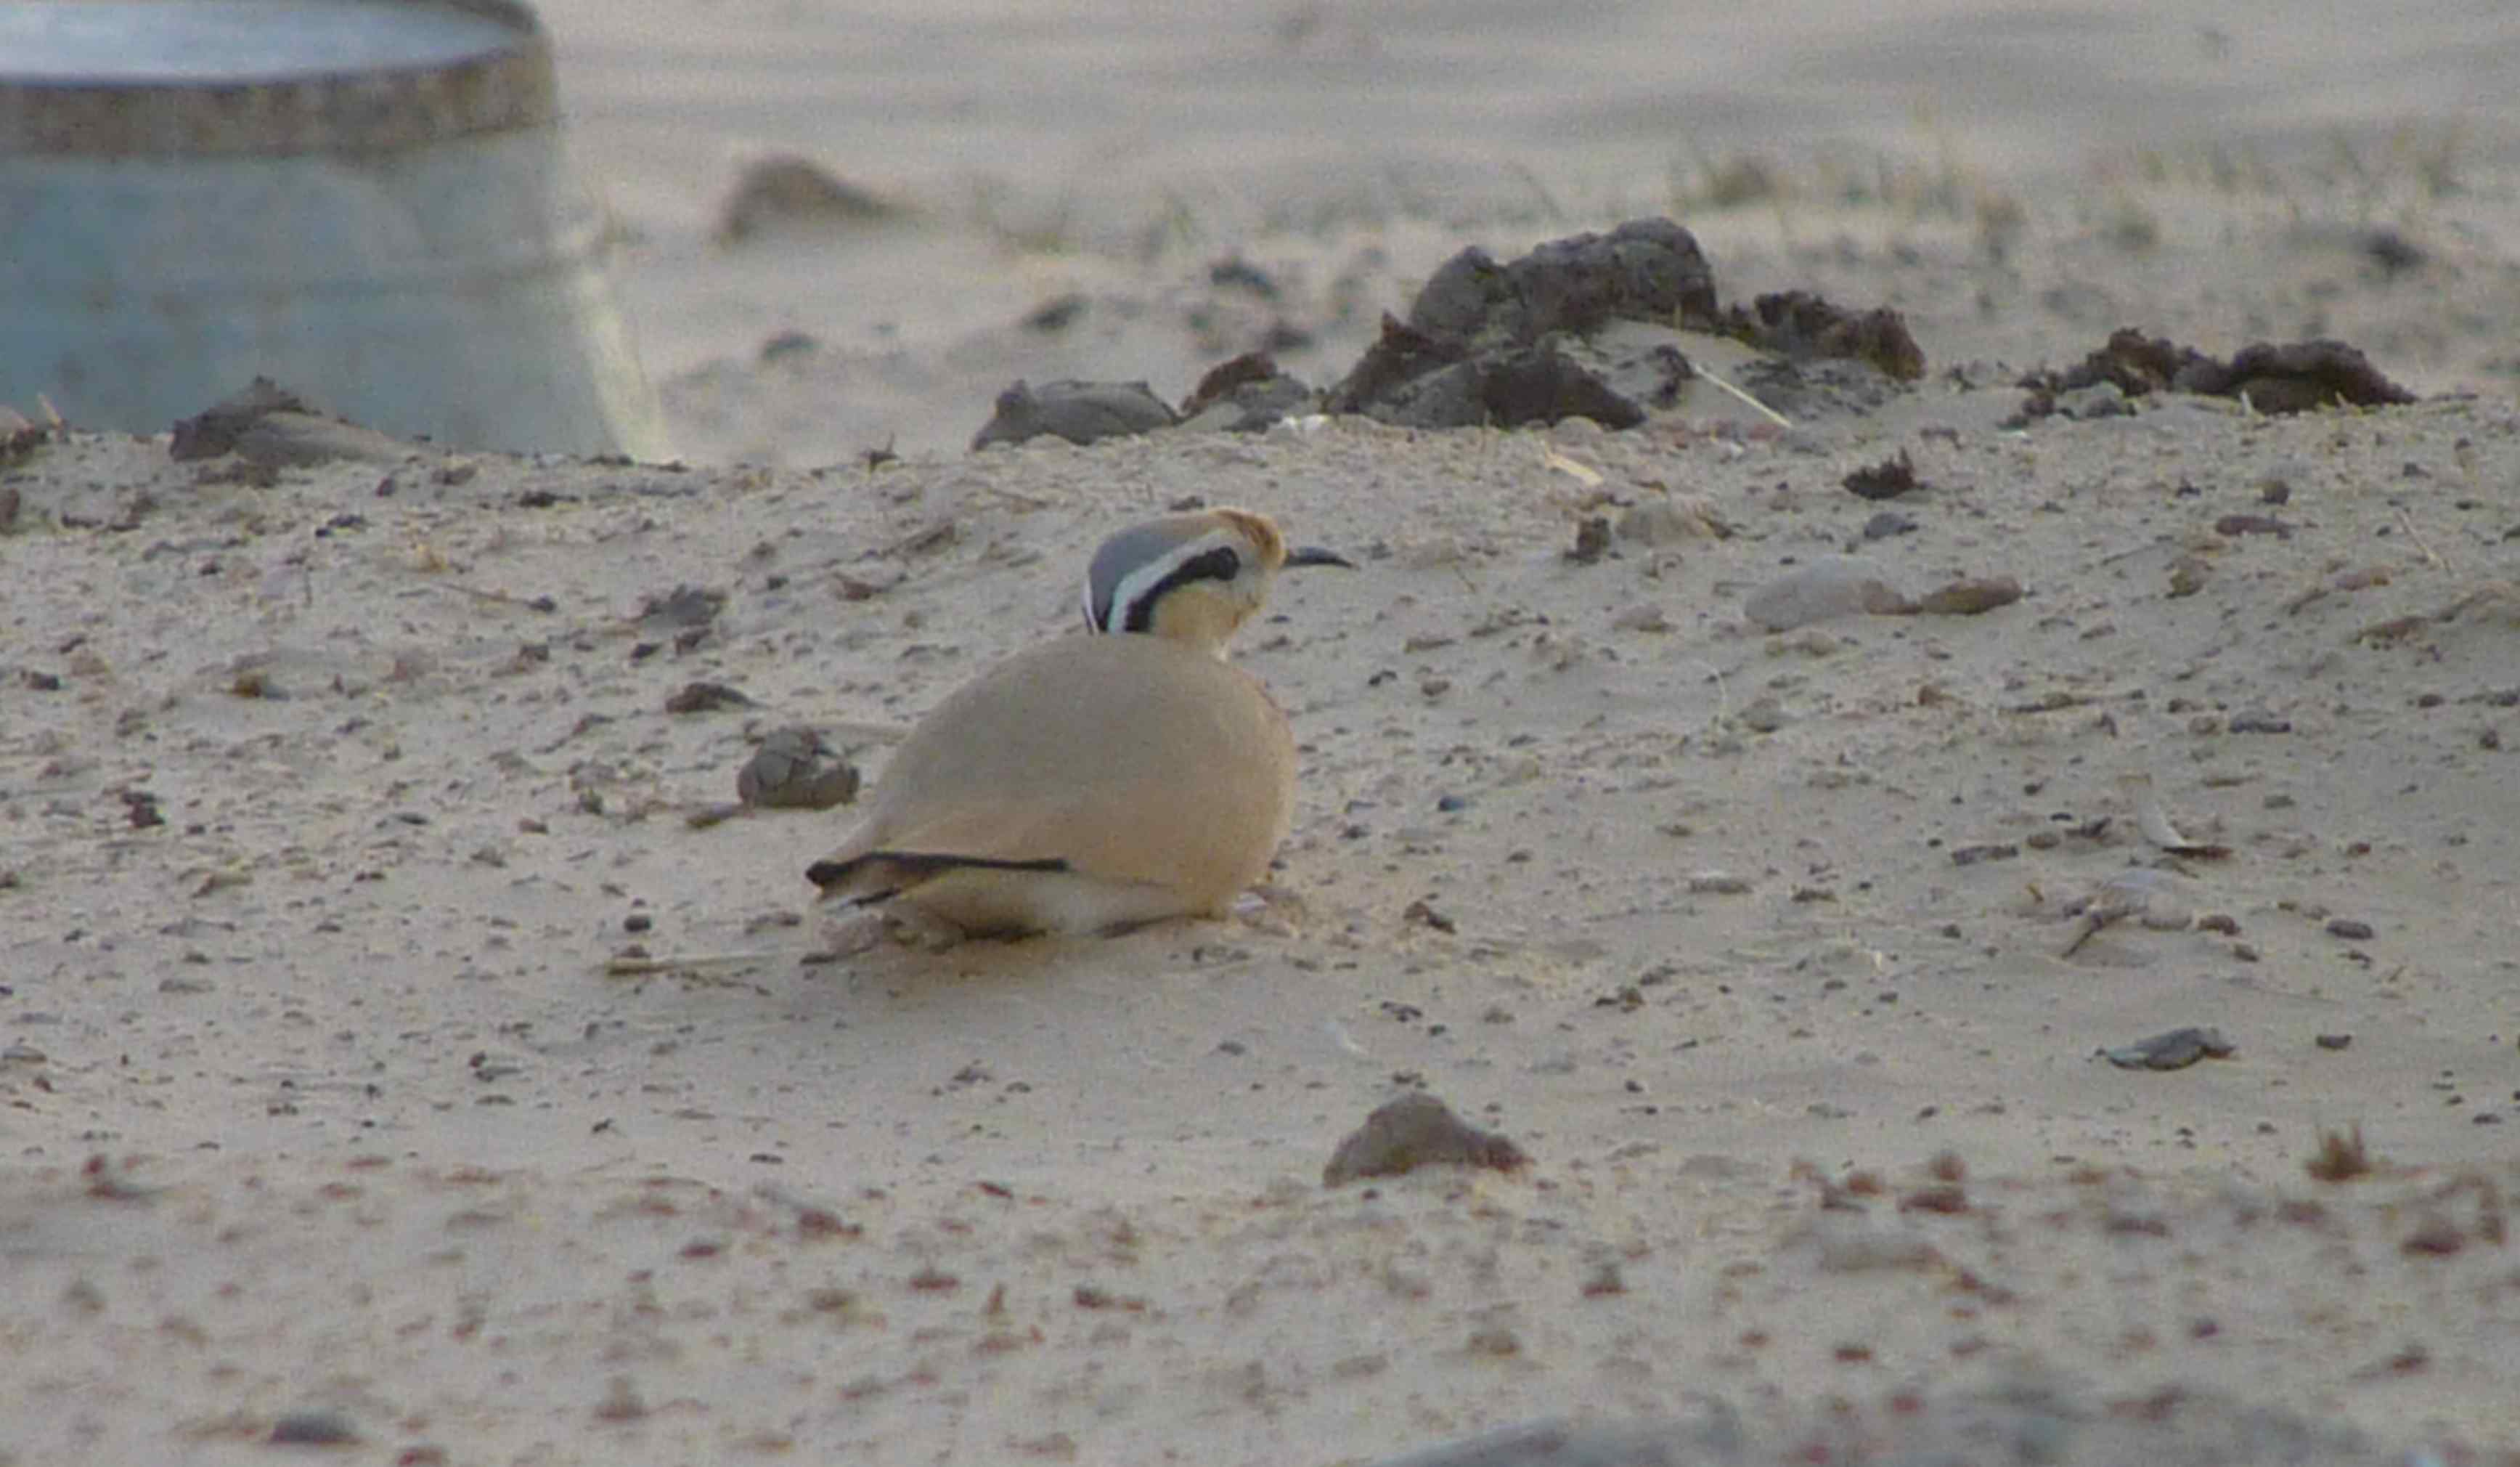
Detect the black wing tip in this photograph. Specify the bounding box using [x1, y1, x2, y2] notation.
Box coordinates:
[808, 851, 1070, 894]
[804, 857, 860, 890]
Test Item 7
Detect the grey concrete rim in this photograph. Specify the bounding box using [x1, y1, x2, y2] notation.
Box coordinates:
[0, 0, 554, 155]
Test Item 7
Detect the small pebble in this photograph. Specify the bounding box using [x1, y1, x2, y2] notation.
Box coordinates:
[2228, 710, 2292, 734]
[2325, 918, 2376, 940]
[972, 378, 1176, 450]
[2100, 1026, 2235, 1071]
[664, 680, 752, 715]
[1567, 516, 1612, 564]
[2315, 1033, 2353, 1051]
[269, 1412, 361, 1446]
[738, 726, 860, 810]
[1842, 449, 1920, 500]
[1914, 575, 2024, 617]
[1323, 1093, 1528, 1186]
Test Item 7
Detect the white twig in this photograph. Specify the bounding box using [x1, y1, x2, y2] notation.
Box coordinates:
[1693, 362, 1793, 429]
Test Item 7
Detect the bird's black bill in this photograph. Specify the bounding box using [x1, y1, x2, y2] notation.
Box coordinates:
[1284, 546, 1354, 570]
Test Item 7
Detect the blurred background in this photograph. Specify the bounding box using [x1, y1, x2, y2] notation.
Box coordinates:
[531, 0, 2520, 461]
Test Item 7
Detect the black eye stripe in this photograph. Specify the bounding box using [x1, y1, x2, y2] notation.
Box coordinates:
[1119, 545, 1242, 633]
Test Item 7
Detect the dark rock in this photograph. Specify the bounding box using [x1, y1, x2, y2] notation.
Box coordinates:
[737, 727, 860, 810]
[2204, 340, 2418, 413]
[1358, 341, 1647, 431]
[1326, 219, 1919, 432]
[1178, 351, 1316, 431]
[234, 413, 415, 468]
[2019, 329, 2414, 419]
[1732, 354, 1909, 421]
[1409, 218, 1716, 349]
[167, 377, 417, 468]
[2100, 1026, 2235, 1070]
[637, 584, 725, 631]
[1207, 256, 1281, 298]
[1323, 1093, 1529, 1185]
[267, 1410, 361, 1446]
[664, 680, 753, 715]
[1913, 576, 2023, 616]
[1714, 290, 1925, 380]
[1021, 294, 1088, 333]
[971, 379, 1178, 450]
[1567, 516, 1612, 564]
[713, 154, 902, 244]
[168, 377, 314, 460]
[2360, 228, 2426, 276]
[2025, 328, 2212, 408]
[757, 330, 821, 364]
[1467, 344, 1647, 430]
[1, 404, 60, 471]
[1324, 314, 1469, 416]
[1843, 449, 1920, 500]
[1329, 220, 1721, 431]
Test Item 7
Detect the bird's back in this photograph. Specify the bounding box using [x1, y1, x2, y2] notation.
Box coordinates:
[825, 633, 1297, 914]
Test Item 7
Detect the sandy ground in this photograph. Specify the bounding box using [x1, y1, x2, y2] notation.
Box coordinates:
[527, 0, 2520, 465]
[7, 2, 2520, 1464]
[7, 393, 2519, 1463]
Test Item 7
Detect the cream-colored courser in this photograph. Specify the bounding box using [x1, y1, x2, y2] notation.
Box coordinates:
[806, 507, 1348, 937]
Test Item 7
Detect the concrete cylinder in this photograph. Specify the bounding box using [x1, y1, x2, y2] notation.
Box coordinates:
[0, 0, 670, 458]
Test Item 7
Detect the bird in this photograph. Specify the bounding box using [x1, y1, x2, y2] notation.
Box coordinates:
[805, 506, 1350, 938]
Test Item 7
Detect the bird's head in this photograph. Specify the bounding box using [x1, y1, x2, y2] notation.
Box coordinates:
[1081, 507, 1350, 655]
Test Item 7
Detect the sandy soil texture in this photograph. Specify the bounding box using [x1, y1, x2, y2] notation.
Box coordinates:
[5, 383, 2518, 1463]
[8, 2, 2520, 1463]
